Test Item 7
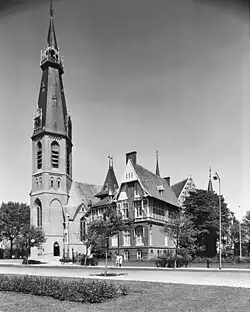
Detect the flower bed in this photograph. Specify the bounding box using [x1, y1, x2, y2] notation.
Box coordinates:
[0, 275, 128, 303]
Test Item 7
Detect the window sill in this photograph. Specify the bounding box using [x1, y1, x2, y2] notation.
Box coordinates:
[136, 243, 144, 246]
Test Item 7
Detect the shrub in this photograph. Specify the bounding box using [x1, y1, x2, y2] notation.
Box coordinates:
[22, 259, 45, 265]
[80, 255, 98, 266]
[235, 256, 250, 264]
[59, 257, 76, 263]
[0, 275, 127, 303]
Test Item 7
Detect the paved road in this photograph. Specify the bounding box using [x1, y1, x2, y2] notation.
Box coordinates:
[0, 265, 249, 288]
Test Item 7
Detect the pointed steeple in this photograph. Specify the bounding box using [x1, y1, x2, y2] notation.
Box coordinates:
[33, 0, 71, 140]
[95, 156, 119, 199]
[156, 150, 160, 177]
[208, 166, 213, 192]
[47, 0, 58, 50]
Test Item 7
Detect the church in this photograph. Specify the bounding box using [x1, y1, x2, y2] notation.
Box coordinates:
[30, 3, 196, 261]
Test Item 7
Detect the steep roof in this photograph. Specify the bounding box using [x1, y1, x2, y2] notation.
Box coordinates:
[65, 181, 102, 219]
[171, 178, 188, 199]
[47, 5, 58, 50]
[133, 163, 179, 207]
[95, 165, 118, 198]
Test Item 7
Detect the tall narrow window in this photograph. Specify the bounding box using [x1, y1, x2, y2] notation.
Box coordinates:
[35, 199, 42, 227]
[57, 178, 61, 189]
[66, 147, 70, 175]
[37, 142, 42, 169]
[51, 141, 59, 168]
[50, 178, 54, 188]
[80, 217, 86, 241]
[135, 226, 144, 245]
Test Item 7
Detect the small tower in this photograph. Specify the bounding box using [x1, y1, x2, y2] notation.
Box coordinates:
[30, 1, 72, 257]
[207, 167, 213, 192]
[95, 156, 119, 200]
[156, 150, 160, 177]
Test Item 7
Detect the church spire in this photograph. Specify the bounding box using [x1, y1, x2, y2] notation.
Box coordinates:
[208, 166, 213, 192]
[156, 150, 160, 176]
[32, 0, 71, 140]
[47, 0, 58, 51]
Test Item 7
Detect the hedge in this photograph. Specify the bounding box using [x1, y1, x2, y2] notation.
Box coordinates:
[0, 275, 128, 303]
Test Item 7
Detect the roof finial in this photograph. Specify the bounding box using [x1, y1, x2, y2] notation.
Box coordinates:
[208, 166, 213, 192]
[108, 155, 113, 168]
[156, 150, 160, 177]
[50, 0, 53, 18]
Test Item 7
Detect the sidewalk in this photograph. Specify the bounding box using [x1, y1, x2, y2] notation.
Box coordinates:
[0, 259, 250, 273]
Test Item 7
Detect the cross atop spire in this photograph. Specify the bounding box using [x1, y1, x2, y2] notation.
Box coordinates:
[108, 155, 113, 168]
[50, 0, 53, 18]
[208, 166, 213, 192]
[156, 150, 160, 177]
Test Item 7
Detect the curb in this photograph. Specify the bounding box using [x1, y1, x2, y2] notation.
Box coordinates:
[0, 263, 249, 273]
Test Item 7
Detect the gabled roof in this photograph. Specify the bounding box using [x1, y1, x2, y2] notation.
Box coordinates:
[132, 163, 179, 207]
[171, 178, 188, 199]
[65, 181, 102, 220]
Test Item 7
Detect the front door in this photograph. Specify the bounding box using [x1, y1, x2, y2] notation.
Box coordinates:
[53, 242, 60, 256]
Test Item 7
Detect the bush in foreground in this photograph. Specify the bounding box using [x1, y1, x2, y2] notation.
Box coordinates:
[0, 275, 128, 303]
[22, 259, 45, 265]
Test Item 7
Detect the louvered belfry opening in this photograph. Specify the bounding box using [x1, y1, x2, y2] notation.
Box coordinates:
[51, 141, 59, 168]
[37, 142, 42, 169]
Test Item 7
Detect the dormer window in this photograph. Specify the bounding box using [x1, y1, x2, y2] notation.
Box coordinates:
[157, 185, 164, 197]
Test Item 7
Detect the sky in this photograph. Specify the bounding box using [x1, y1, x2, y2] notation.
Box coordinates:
[0, 0, 249, 221]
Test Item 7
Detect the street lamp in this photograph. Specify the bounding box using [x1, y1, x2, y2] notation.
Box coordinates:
[213, 172, 222, 270]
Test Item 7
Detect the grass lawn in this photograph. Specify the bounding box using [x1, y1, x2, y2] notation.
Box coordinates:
[0, 279, 249, 312]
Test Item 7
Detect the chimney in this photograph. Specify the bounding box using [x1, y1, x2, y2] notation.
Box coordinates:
[126, 151, 137, 164]
[164, 176, 171, 186]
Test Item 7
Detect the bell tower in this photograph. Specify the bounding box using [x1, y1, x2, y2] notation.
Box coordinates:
[30, 1, 73, 257]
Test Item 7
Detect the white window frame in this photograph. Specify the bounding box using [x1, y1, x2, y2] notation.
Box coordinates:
[123, 231, 131, 246]
[111, 235, 118, 247]
[135, 226, 144, 246]
[134, 200, 143, 218]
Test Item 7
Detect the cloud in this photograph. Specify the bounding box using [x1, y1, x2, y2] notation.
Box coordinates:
[0, 0, 62, 18]
[193, 0, 248, 19]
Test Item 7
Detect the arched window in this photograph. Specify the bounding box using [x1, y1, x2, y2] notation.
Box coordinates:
[57, 178, 61, 189]
[51, 141, 59, 168]
[50, 178, 54, 188]
[80, 217, 87, 241]
[39, 177, 42, 188]
[35, 178, 39, 189]
[37, 142, 42, 169]
[35, 199, 42, 227]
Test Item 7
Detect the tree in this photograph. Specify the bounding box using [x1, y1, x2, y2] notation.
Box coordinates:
[183, 189, 232, 258]
[241, 210, 250, 256]
[17, 225, 46, 261]
[87, 206, 134, 275]
[164, 212, 198, 267]
[0, 202, 30, 258]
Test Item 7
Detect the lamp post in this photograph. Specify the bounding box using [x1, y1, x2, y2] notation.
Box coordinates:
[213, 172, 222, 270]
